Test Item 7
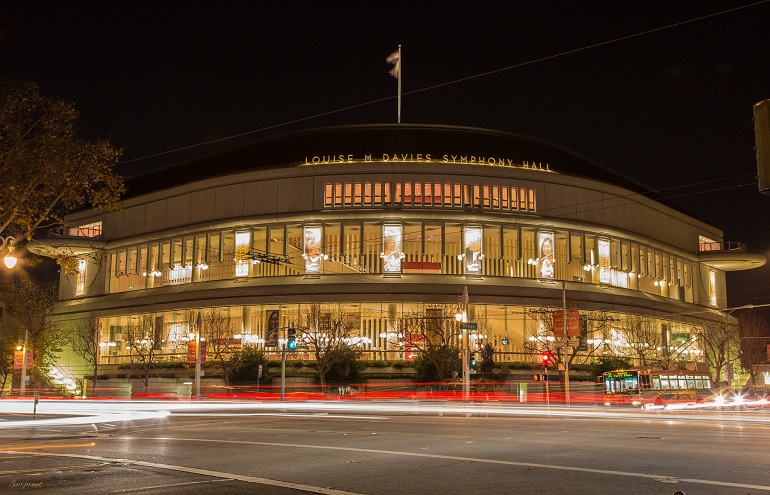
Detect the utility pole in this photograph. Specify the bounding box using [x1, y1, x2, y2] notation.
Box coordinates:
[461, 287, 470, 402]
[20, 329, 29, 396]
[562, 281, 570, 406]
[281, 339, 286, 402]
[195, 312, 202, 399]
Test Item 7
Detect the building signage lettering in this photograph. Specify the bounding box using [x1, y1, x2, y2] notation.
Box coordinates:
[302, 153, 552, 171]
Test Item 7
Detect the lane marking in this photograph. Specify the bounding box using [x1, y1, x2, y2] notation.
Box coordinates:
[170, 413, 390, 420]
[1, 451, 365, 495]
[146, 436, 770, 492]
[0, 462, 108, 475]
[113, 478, 233, 493]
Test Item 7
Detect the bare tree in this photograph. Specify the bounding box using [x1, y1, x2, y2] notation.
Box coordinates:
[300, 304, 360, 392]
[390, 304, 460, 384]
[125, 314, 164, 388]
[72, 315, 101, 396]
[694, 318, 738, 387]
[197, 309, 242, 386]
[738, 313, 770, 387]
[621, 314, 663, 366]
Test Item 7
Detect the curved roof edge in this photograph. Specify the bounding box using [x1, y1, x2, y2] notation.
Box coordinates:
[122, 123, 665, 203]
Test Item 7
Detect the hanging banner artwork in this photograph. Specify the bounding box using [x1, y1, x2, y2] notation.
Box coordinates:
[538, 231, 554, 279]
[265, 310, 280, 347]
[464, 226, 483, 275]
[382, 224, 404, 273]
[303, 226, 323, 273]
[235, 231, 250, 277]
[598, 238, 611, 285]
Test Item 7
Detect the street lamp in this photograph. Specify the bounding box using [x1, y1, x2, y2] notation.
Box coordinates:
[455, 286, 470, 402]
[1, 235, 17, 269]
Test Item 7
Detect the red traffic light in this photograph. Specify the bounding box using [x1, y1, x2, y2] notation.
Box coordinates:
[541, 351, 552, 365]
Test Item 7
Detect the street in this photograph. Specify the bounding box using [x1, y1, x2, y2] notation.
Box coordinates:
[1, 400, 769, 494]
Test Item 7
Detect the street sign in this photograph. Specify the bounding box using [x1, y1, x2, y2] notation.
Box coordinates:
[459, 322, 478, 330]
[13, 350, 33, 369]
[552, 309, 581, 336]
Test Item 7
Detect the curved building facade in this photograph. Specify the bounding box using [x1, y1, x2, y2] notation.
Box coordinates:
[32, 124, 765, 368]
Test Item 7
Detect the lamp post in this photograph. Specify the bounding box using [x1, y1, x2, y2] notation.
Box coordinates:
[455, 286, 470, 403]
[2, 236, 24, 395]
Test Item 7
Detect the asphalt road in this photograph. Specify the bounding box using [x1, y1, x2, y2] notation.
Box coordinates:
[0, 401, 768, 495]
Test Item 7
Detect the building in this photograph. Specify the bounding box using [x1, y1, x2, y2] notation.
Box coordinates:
[28, 124, 765, 375]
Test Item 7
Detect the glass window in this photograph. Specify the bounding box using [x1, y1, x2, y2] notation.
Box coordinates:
[195, 234, 206, 265]
[463, 184, 471, 207]
[492, 186, 499, 208]
[343, 223, 361, 259]
[453, 184, 461, 206]
[127, 247, 138, 275]
[354, 183, 362, 205]
[139, 246, 148, 274]
[374, 182, 382, 205]
[434, 183, 442, 205]
[384, 183, 391, 204]
[414, 182, 422, 206]
[444, 183, 452, 206]
[520, 188, 527, 210]
[344, 183, 352, 206]
[502, 186, 509, 209]
[325, 224, 341, 259]
[474, 185, 481, 207]
[502, 227, 519, 275]
[364, 183, 372, 206]
[528, 189, 536, 211]
[160, 240, 171, 270]
[269, 226, 284, 256]
[149, 243, 159, 271]
[334, 183, 342, 206]
[394, 183, 402, 204]
[403, 223, 422, 263]
[184, 238, 193, 266]
[424, 224, 442, 263]
[404, 183, 412, 205]
[222, 232, 235, 262]
[423, 183, 432, 205]
[325, 184, 333, 207]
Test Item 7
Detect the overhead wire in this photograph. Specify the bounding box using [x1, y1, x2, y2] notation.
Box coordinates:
[116, 1, 770, 169]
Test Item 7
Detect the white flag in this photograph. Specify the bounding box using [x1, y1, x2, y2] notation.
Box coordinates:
[386, 50, 400, 78]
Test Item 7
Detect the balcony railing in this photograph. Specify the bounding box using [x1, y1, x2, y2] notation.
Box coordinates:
[699, 241, 746, 253]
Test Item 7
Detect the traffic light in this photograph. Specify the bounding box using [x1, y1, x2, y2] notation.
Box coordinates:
[470, 353, 477, 366]
[287, 328, 297, 350]
[541, 351, 552, 368]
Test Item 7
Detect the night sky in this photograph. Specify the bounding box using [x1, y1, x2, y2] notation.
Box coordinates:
[3, 2, 770, 313]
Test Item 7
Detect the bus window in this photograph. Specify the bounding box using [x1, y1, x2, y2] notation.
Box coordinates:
[686, 375, 695, 389]
[661, 377, 669, 389]
[652, 376, 661, 389]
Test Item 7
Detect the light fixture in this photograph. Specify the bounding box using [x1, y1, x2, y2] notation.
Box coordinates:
[2, 236, 17, 269]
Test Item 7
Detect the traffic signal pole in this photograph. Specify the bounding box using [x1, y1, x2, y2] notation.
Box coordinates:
[462, 287, 470, 403]
[562, 281, 570, 407]
[280, 342, 286, 402]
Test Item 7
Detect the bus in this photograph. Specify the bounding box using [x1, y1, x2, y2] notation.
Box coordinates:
[601, 369, 712, 409]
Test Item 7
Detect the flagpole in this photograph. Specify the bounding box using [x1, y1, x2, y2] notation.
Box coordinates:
[397, 44, 401, 124]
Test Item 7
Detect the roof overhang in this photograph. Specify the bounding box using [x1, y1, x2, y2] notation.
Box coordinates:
[698, 251, 766, 271]
[25, 238, 105, 258]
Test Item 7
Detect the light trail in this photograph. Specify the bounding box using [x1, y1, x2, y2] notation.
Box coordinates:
[0, 399, 768, 428]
